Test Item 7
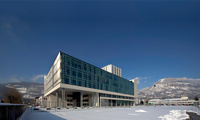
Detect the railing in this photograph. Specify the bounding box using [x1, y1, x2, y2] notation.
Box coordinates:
[0, 103, 26, 120]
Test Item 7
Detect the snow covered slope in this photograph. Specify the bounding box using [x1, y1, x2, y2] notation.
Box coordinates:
[0, 81, 44, 99]
[138, 78, 200, 99]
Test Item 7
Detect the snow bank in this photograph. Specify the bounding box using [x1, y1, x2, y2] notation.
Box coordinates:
[158, 110, 189, 120]
[135, 109, 147, 112]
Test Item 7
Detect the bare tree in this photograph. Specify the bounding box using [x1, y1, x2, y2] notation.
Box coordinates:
[3, 87, 22, 104]
[140, 101, 144, 105]
[194, 95, 199, 101]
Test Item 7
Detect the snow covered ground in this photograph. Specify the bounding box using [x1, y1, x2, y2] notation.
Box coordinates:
[20, 106, 200, 120]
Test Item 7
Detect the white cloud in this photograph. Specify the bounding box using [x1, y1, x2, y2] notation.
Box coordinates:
[0, 16, 31, 44]
[3, 22, 12, 29]
[32, 74, 46, 82]
[10, 74, 24, 83]
[131, 76, 150, 84]
[10, 77, 21, 82]
[133, 77, 141, 84]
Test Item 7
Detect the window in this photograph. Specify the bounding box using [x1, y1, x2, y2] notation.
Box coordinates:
[78, 73, 82, 78]
[78, 81, 81, 86]
[67, 99, 72, 102]
[67, 69, 70, 75]
[78, 64, 81, 69]
[88, 75, 91, 80]
[65, 78, 69, 84]
[72, 70, 76, 77]
[83, 99, 88, 102]
[84, 74, 87, 79]
[72, 78, 76, 85]
[67, 95, 72, 97]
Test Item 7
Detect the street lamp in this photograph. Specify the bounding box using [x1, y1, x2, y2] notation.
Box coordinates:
[154, 85, 156, 99]
[154, 85, 156, 106]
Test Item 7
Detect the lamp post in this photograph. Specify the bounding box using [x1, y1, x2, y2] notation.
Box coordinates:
[154, 85, 156, 106]
[154, 85, 156, 99]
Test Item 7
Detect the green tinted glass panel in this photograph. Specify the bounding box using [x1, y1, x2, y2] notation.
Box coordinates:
[61, 52, 134, 95]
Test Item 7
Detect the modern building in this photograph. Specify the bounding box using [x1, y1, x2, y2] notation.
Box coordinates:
[102, 64, 122, 77]
[44, 51, 136, 108]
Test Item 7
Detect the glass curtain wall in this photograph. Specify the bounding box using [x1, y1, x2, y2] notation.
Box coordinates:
[61, 52, 134, 96]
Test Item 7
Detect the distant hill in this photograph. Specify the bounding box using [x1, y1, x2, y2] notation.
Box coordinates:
[0, 84, 6, 99]
[1, 78, 199, 101]
[0, 81, 44, 99]
[138, 78, 200, 99]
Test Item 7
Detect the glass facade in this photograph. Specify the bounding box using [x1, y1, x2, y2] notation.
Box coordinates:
[61, 52, 134, 96]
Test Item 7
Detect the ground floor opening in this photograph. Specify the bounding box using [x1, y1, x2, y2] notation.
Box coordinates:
[43, 87, 135, 108]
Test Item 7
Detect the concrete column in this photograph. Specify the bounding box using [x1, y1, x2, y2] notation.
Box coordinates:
[62, 88, 65, 108]
[49, 94, 56, 108]
[99, 98, 101, 107]
[56, 91, 58, 108]
[50, 95, 53, 108]
[94, 93, 99, 107]
[48, 95, 50, 107]
[80, 92, 83, 107]
[89, 94, 92, 107]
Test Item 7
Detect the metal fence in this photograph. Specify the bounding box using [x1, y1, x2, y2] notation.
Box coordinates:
[0, 103, 26, 120]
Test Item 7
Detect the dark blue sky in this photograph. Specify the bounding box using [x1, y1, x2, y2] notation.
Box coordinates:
[0, 1, 200, 90]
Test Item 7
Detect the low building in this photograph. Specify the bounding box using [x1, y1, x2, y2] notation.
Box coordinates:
[148, 97, 196, 106]
[35, 97, 40, 106]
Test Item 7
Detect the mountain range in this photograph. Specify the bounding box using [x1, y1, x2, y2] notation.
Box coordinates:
[138, 77, 200, 99]
[0, 81, 44, 99]
[0, 77, 199, 101]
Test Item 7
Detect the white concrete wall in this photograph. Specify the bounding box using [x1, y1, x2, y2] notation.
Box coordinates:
[130, 79, 137, 105]
[44, 52, 62, 94]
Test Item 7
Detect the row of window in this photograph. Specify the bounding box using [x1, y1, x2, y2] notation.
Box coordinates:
[62, 77, 133, 95]
[62, 65, 119, 80]
[100, 93, 133, 100]
[63, 76, 133, 91]
[62, 58, 97, 74]
[63, 72, 133, 88]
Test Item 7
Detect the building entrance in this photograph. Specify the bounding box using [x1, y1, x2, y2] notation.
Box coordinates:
[73, 92, 81, 107]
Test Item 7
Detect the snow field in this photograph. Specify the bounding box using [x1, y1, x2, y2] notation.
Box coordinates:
[20, 106, 200, 120]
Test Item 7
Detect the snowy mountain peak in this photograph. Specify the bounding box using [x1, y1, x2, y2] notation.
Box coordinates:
[138, 77, 200, 99]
